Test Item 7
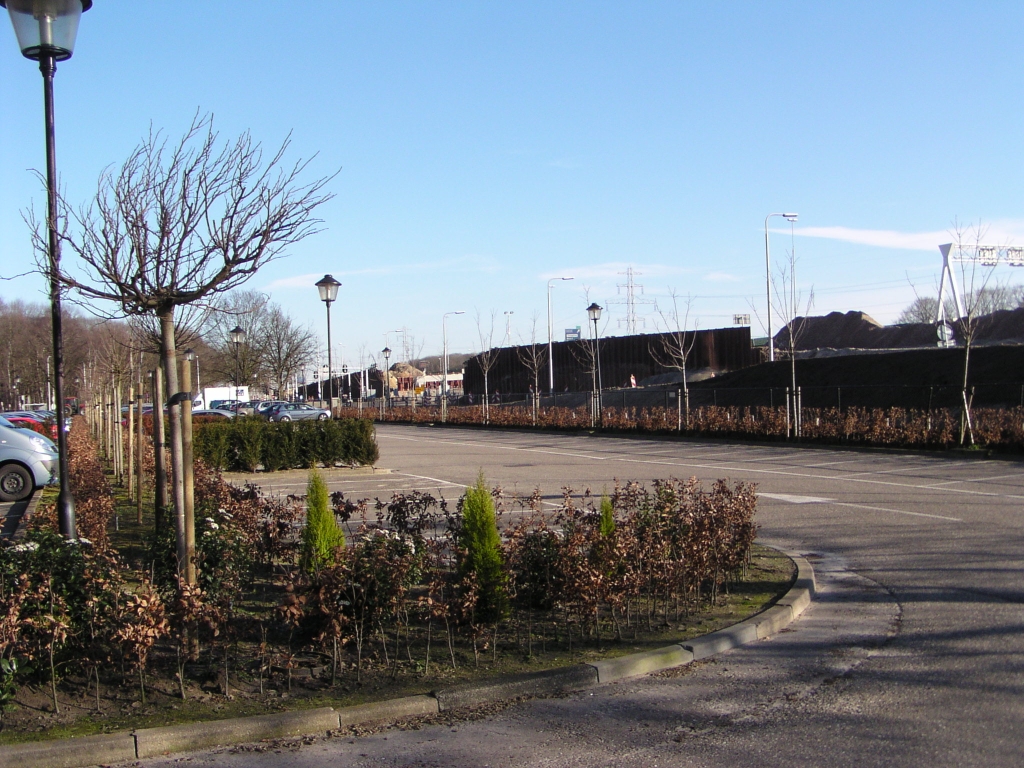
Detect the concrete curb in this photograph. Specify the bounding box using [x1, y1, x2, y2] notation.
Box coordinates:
[0, 555, 814, 767]
[337, 694, 439, 726]
[134, 707, 340, 759]
[0, 731, 136, 768]
[435, 664, 599, 711]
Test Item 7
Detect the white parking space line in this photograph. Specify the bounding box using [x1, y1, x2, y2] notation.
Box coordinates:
[922, 471, 1024, 487]
[761, 493, 835, 504]
[379, 431, 1024, 503]
[393, 472, 468, 489]
[832, 501, 962, 522]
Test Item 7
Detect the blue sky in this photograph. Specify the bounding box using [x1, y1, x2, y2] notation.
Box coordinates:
[3, 2, 1024, 366]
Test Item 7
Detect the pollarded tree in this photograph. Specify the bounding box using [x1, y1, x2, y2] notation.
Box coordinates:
[40, 113, 334, 583]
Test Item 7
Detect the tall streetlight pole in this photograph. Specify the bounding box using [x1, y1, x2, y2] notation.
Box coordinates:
[764, 212, 798, 362]
[587, 302, 603, 426]
[547, 276, 574, 394]
[381, 346, 391, 412]
[229, 326, 245, 398]
[442, 310, 464, 423]
[315, 274, 341, 409]
[2, 0, 92, 539]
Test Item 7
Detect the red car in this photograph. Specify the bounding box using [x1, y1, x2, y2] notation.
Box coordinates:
[1, 415, 55, 439]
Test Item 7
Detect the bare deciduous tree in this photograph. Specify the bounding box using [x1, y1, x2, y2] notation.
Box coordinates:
[260, 304, 317, 398]
[768, 245, 814, 438]
[516, 313, 547, 425]
[475, 310, 498, 423]
[651, 290, 697, 428]
[43, 113, 334, 583]
[948, 221, 1002, 446]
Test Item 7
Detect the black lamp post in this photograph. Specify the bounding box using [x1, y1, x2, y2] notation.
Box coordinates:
[587, 302, 603, 425]
[342, 363, 349, 401]
[381, 346, 391, 411]
[228, 326, 245, 397]
[2, 0, 92, 539]
[315, 274, 341, 407]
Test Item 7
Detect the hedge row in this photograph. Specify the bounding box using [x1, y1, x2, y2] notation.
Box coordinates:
[193, 417, 378, 472]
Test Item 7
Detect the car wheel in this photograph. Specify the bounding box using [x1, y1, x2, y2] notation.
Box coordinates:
[280, 415, 292, 422]
[0, 463, 33, 502]
[317, 413, 329, 421]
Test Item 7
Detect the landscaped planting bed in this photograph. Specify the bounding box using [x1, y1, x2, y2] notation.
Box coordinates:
[0, 417, 790, 743]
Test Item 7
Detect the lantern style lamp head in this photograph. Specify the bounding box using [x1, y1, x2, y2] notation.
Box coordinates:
[183, 348, 195, 363]
[316, 274, 341, 305]
[228, 326, 246, 345]
[382, 346, 391, 359]
[342, 364, 348, 374]
[587, 303, 603, 323]
[1, 0, 91, 61]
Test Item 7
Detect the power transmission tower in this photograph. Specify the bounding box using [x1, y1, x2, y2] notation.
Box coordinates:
[607, 266, 656, 334]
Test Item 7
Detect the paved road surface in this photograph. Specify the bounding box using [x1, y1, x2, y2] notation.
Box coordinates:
[143, 425, 1024, 767]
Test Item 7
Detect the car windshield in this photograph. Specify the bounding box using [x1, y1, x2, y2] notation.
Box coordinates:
[0, 416, 16, 429]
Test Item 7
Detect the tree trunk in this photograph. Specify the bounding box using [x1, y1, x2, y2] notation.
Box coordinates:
[152, 366, 167, 534]
[159, 308, 191, 582]
[961, 341, 975, 446]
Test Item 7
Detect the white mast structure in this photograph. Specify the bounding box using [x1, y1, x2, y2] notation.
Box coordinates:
[935, 242, 1024, 345]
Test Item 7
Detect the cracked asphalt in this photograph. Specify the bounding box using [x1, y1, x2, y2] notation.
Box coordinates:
[139, 425, 1024, 767]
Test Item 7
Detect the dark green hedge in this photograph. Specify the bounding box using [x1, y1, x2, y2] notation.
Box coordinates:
[193, 417, 379, 472]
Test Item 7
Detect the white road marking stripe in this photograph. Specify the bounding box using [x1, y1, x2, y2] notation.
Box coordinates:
[378, 432, 1024, 502]
[832, 501, 961, 522]
[761, 493, 835, 504]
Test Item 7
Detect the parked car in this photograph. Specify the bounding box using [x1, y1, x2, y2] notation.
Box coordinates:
[2, 415, 50, 437]
[209, 399, 241, 411]
[255, 400, 289, 417]
[264, 403, 331, 422]
[190, 408, 236, 421]
[231, 400, 263, 416]
[0, 416, 58, 502]
[0, 412, 57, 439]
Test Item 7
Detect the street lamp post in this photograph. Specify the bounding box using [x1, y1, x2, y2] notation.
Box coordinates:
[764, 212, 798, 362]
[381, 346, 391, 413]
[342, 364, 349, 402]
[547, 277, 574, 395]
[2, 0, 92, 539]
[315, 274, 341, 410]
[442, 310, 465, 423]
[587, 302, 603, 426]
[228, 325, 245, 399]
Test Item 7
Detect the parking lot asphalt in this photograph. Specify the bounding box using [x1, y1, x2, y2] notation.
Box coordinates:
[144, 424, 1024, 767]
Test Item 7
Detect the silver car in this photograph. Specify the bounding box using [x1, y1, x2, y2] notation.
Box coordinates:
[265, 403, 331, 422]
[0, 416, 58, 502]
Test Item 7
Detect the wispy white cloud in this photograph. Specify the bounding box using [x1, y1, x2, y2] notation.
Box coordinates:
[263, 255, 501, 290]
[785, 220, 1024, 251]
[703, 271, 739, 282]
[539, 262, 690, 282]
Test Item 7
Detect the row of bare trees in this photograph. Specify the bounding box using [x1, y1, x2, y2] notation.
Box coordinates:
[20, 112, 335, 585]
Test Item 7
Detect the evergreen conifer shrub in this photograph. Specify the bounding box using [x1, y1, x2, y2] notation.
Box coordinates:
[458, 472, 508, 623]
[301, 469, 346, 574]
[599, 494, 616, 537]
